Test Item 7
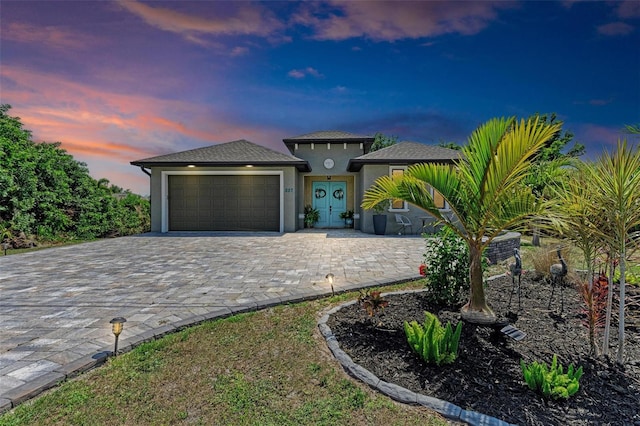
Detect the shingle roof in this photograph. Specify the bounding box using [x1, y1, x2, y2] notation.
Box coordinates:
[283, 130, 374, 143]
[131, 139, 311, 171]
[348, 141, 462, 171]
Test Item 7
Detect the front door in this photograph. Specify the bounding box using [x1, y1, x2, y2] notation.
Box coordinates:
[312, 181, 347, 228]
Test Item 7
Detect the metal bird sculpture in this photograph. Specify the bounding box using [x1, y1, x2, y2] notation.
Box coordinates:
[508, 248, 523, 310]
[548, 248, 568, 312]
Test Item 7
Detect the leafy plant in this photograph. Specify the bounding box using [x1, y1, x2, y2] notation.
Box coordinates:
[520, 355, 583, 400]
[303, 205, 320, 226]
[404, 311, 462, 366]
[371, 199, 389, 214]
[421, 228, 469, 306]
[339, 210, 354, 220]
[358, 290, 389, 318]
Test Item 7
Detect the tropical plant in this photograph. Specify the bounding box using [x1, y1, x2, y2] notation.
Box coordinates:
[584, 140, 640, 363]
[362, 116, 562, 324]
[303, 205, 320, 227]
[421, 228, 469, 306]
[358, 290, 389, 318]
[520, 355, 583, 400]
[404, 311, 462, 366]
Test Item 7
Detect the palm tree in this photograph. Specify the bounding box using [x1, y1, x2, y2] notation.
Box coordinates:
[585, 140, 640, 363]
[362, 117, 561, 324]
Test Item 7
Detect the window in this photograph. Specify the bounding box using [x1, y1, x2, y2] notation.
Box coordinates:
[389, 166, 407, 211]
[429, 185, 448, 210]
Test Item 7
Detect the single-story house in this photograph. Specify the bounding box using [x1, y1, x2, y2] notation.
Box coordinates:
[130, 130, 461, 234]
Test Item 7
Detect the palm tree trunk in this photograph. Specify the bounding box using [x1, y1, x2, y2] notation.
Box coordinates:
[461, 243, 496, 324]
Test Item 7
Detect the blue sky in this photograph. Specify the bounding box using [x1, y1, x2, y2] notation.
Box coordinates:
[1, 0, 638, 194]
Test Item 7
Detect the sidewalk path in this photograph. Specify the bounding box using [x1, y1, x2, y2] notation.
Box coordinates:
[0, 230, 424, 412]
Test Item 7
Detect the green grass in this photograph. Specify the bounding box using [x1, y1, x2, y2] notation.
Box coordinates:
[0, 283, 445, 426]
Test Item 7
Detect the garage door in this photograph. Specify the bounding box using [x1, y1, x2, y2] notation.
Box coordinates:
[168, 175, 280, 231]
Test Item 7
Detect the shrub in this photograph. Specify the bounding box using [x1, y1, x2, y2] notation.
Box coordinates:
[422, 228, 468, 306]
[404, 311, 462, 366]
[529, 247, 572, 281]
[520, 354, 583, 400]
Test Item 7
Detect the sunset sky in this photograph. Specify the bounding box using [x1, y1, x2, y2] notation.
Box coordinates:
[1, 0, 638, 195]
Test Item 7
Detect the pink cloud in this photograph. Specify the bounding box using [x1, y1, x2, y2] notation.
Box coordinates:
[597, 21, 634, 36]
[588, 98, 613, 106]
[293, 1, 515, 41]
[573, 123, 628, 157]
[0, 65, 289, 194]
[1, 22, 95, 50]
[116, 0, 285, 43]
[616, 1, 640, 19]
[287, 67, 324, 79]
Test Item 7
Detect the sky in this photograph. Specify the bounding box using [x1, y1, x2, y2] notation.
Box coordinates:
[1, 0, 639, 195]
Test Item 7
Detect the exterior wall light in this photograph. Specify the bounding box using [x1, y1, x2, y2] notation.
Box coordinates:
[325, 273, 335, 296]
[246, 165, 254, 167]
[187, 165, 196, 168]
[110, 317, 127, 355]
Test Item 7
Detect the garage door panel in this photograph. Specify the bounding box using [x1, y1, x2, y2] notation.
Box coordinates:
[169, 175, 280, 231]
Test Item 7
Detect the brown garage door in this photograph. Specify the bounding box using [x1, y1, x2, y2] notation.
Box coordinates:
[169, 175, 280, 231]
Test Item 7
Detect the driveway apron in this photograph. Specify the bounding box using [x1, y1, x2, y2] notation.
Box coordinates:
[0, 230, 424, 411]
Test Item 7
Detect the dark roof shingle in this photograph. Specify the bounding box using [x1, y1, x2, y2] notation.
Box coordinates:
[283, 130, 374, 143]
[131, 139, 310, 171]
[348, 141, 462, 171]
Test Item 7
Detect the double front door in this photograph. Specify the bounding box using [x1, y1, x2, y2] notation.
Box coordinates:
[312, 181, 346, 228]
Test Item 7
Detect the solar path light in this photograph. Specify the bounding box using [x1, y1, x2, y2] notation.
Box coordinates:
[110, 317, 127, 356]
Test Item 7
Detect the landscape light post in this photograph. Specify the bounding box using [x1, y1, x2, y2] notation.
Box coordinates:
[110, 317, 127, 356]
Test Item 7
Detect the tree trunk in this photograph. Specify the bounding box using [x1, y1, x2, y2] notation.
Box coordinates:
[461, 244, 496, 324]
[603, 257, 614, 356]
[617, 251, 626, 364]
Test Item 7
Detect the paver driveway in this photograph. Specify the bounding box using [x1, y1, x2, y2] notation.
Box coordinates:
[0, 230, 425, 412]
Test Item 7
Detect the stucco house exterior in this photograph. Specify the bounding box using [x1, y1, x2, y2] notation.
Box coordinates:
[131, 130, 461, 234]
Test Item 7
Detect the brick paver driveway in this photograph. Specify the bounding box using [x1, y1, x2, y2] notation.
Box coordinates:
[0, 230, 424, 411]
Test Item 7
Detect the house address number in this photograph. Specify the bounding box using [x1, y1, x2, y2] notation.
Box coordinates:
[284, 188, 294, 193]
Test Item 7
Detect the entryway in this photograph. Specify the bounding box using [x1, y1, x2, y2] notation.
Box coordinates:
[312, 181, 346, 228]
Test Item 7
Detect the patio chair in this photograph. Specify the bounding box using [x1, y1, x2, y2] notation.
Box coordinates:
[395, 214, 413, 235]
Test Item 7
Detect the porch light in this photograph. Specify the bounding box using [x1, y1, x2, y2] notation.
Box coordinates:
[325, 273, 335, 296]
[110, 317, 127, 356]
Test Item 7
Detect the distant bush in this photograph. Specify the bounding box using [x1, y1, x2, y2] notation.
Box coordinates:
[0, 104, 150, 243]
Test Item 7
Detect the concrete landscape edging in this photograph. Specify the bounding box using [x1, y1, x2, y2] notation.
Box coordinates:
[318, 289, 518, 426]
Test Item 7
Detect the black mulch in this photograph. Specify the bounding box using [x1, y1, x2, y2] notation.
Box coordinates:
[327, 275, 640, 426]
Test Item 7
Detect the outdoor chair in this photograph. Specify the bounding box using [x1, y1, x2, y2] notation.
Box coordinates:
[395, 214, 413, 235]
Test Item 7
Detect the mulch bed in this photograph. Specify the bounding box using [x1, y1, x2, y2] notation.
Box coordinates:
[327, 275, 640, 426]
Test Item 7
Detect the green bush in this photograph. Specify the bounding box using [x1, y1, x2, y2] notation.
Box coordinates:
[421, 229, 469, 306]
[520, 354, 583, 400]
[404, 311, 462, 366]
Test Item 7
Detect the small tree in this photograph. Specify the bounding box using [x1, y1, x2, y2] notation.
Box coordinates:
[586, 140, 640, 363]
[363, 116, 562, 324]
[370, 132, 397, 152]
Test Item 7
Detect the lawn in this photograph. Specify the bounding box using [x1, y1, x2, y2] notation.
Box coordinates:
[0, 283, 447, 426]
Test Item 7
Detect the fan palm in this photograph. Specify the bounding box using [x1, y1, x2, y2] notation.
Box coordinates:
[362, 117, 562, 324]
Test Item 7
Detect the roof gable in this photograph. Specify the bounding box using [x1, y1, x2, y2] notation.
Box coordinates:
[131, 139, 310, 171]
[348, 141, 462, 171]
